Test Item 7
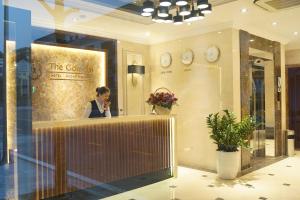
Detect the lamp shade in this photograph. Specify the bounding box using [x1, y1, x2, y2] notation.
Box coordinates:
[197, 0, 209, 9]
[160, 0, 172, 7]
[128, 65, 145, 74]
[201, 3, 212, 14]
[164, 14, 173, 23]
[173, 11, 183, 25]
[158, 6, 169, 17]
[143, 0, 154, 13]
[176, 0, 188, 6]
[179, 4, 191, 16]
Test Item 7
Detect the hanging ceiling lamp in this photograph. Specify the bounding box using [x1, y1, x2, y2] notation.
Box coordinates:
[158, 6, 169, 17]
[173, 10, 183, 25]
[201, 3, 212, 14]
[176, 0, 188, 6]
[179, 4, 191, 16]
[185, 2, 205, 22]
[142, 0, 154, 13]
[197, 0, 209, 9]
[141, 0, 213, 25]
[160, 0, 172, 7]
[141, 11, 152, 17]
[164, 14, 174, 23]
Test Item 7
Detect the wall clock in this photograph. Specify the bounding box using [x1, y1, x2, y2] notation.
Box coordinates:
[181, 49, 194, 65]
[205, 46, 220, 63]
[160, 52, 172, 68]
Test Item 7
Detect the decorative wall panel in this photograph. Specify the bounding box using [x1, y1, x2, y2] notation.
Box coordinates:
[31, 44, 106, 121]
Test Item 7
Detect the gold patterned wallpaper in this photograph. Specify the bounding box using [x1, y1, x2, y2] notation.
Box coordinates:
[6, 41, 16, 158]
[31, 44, 106, 121]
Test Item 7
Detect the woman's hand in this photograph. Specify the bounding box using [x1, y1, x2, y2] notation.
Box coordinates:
[103, 101, 111, 111]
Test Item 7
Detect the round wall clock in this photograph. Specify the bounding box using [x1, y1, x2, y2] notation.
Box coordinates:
[205, 46, 220, 63]
[160, 52, 172, 68]
[181, 49, 194, 65]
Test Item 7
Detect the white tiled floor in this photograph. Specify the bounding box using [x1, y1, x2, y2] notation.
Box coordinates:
[103, 152, 300, 200]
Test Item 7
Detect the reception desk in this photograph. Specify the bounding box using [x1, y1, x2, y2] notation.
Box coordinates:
[32, 115, 176, 199]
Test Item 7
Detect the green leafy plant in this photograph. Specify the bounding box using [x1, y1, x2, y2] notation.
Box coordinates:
[206, 110, 256, 152]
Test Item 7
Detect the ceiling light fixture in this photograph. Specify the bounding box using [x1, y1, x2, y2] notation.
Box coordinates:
[272, 22, 277, 26]
[197, 0, 209, 9]
[201, 3, 212, 14]
[179, 4, 191, 16]
[141, 0, 213, 25]
[142, 0, 154, 13]
[164, 14, 174, 23]
[241, 8, 248, 13]
[185, 2, 204, 22]
[158, 6, 169, 17]
[176, 0, 188, 6]
[294, 31, 299, 36]
[174, 10, 183, 25]
[160, 0, 172, 7]
[141, 12, 152, 17]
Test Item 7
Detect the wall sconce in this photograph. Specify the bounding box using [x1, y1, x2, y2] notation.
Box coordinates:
[128, 65, 145, 87]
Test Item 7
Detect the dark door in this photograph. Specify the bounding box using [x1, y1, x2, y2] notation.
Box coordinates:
[288, 67, 300, 149]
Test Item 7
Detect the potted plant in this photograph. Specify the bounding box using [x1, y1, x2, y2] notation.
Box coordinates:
[206, 110, 256, 179]
[146, 88, 178, 115]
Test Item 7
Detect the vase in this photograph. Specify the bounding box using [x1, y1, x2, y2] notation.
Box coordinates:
[154, 105, 171, 115]
[217, 151, 240, 180]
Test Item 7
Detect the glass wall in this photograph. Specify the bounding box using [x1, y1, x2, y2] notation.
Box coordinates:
[0, 0, 4, 164]
[1, 1, 175, 199]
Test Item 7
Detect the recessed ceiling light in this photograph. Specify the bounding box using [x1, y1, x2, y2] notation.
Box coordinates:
[272, 22, 277, 26]
[250, 39, 255, 42]
[218, 31, 222, 34]
[145, 32, 151, 37]
[241, 8, 248, 13]
[294, 31, 299, 36]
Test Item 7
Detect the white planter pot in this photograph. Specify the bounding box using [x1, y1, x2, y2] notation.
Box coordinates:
[217, 151, 240, 180]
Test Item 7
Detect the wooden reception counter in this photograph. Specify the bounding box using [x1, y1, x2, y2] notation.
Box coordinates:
[32, 115, 176, 199]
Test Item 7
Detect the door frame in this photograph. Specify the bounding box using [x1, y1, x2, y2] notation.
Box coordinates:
[287, 65, 300, 149]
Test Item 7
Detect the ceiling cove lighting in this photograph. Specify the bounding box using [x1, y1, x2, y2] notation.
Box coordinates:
[142, 0, 154, 12]
[141, 0, 213, 25]
[160, 0, 172, 7]
[197, 0, 209, 9]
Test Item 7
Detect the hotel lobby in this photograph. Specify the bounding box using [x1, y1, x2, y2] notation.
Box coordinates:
[0, 0, 300, 199]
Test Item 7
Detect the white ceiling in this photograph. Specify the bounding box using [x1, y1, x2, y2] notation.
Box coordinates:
[6, 0, 300, 49]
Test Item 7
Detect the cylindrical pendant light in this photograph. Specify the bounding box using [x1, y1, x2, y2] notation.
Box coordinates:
[179, 4, 191, 16]
[185, 6, 204, 22]
[197, 0, 209, 9]
[173, 11, 183, 25]
[158, 6, 169, 18]
[176, 0, 188, 6]
[164, 14, 174, 23]
[160, 0, 172, 7]
[152, 8, 158, 22]
[141, 12, 152, 17]
[143, 0, 154, 12]
[201, 3, 212, 14]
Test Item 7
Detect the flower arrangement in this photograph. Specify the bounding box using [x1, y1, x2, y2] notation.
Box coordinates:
[146, 90, 178, 110]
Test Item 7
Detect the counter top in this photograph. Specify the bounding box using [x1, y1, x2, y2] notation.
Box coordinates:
[33, 114, 175, 129]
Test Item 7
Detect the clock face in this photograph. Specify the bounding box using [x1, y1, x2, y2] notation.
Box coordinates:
[160, 52, 172, 68]
[206, 46, 220, 63]
[181, 49, 194, 65]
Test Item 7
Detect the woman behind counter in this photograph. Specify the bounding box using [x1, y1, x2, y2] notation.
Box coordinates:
[83, 86, 111, 118]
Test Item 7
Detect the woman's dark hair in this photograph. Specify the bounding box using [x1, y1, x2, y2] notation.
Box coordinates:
[96, 86, 110, 96]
